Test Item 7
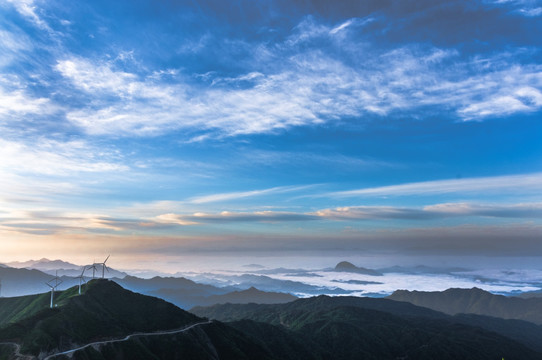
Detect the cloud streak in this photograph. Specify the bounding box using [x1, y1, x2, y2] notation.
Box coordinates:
[189, 185, 314, 204]
[151, 202, 542, 226]
[325, 173, 542, 198]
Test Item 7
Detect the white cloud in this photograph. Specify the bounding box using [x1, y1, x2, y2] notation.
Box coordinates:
[5, 0, 51, 30]
[31, 16, 536, 139]
[55, 59, 140, 96]
[329, 19, 353, 35]
[424, 202, 542, 217]
[326, 172, 542, 198]
[0, 84, 55, 116]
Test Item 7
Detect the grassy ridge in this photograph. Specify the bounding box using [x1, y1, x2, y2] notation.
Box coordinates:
[0, 291, 53, 328]
[0, 279, 201, 355]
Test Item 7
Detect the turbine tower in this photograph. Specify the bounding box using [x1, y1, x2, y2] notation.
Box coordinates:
[0, 277, 2, 297]
[89, 261, 99, 279]
[45, 271, 63, 308]
[45, 282, 54, 308]
[98, 255, 110, 279]
[76, 266, 87, 295]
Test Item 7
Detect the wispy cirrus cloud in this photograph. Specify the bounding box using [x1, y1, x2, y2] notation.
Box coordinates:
[325, 172, 542, 198]
[49, 17, 542, 139]
[0, 138, 129, 206]
[3, 0, 51, 30]
[0, 138, 127, 176]
[487, 0, 542, 16]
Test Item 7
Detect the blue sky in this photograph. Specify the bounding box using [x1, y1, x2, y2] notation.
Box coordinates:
[0, 0, 541, 270]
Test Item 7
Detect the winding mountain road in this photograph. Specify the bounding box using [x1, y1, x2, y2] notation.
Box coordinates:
[3, 321, 213, 360]
[44, 320, 212, 359]
[0, 342, 34, 360]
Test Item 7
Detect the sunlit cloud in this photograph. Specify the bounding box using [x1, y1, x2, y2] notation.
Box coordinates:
[424, 202, 542, 217]
[149, 202, 542, 226]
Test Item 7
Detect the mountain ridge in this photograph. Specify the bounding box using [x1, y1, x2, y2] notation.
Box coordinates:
[388, 287, 542, 324]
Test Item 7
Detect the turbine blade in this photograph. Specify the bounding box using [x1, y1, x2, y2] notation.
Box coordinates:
[104, 255, 110, 263]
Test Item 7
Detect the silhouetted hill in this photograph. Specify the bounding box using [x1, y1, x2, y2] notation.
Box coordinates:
[6, 258, 80, 270]
[192, 295, 542, 359]
[0, 266, 58, 297]
[114, 275, 231, 295]
[192, 294, 448, 321]
[516, 289, 542, 299]
[153, 286, 297, 309]
[204, 287, 297, 305]
[388, 287, 542, 324]
[113, 275, 233, 308]
[5, 258, 128, 279]
[114, 276, 296, 309]
[333, 261, 382, 276]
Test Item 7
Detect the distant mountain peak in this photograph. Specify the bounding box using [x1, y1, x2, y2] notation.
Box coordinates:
[334, 261, 382, 276]
[335, 261, 357, 269]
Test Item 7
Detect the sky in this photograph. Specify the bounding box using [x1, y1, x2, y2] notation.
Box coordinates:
[0, 0, 541, 272]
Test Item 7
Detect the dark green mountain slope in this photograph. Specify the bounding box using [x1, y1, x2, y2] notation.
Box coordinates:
[0, 291, 51, 327]
[192, 296, 542, 359]
[3, 283, 542, 360]
[0, 280, 316, 360]
[452, 313, 542, 352]
[388, 287, 542, 324]
[228, 320, 325, 360]
[0, 280, 200, 355]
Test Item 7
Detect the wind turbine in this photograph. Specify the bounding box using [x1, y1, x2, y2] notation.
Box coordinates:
[98, 255, 110, 278]
[45, 271, 63, 308]
[76, 266, 87, 295]
[89, 260, 99, 279]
